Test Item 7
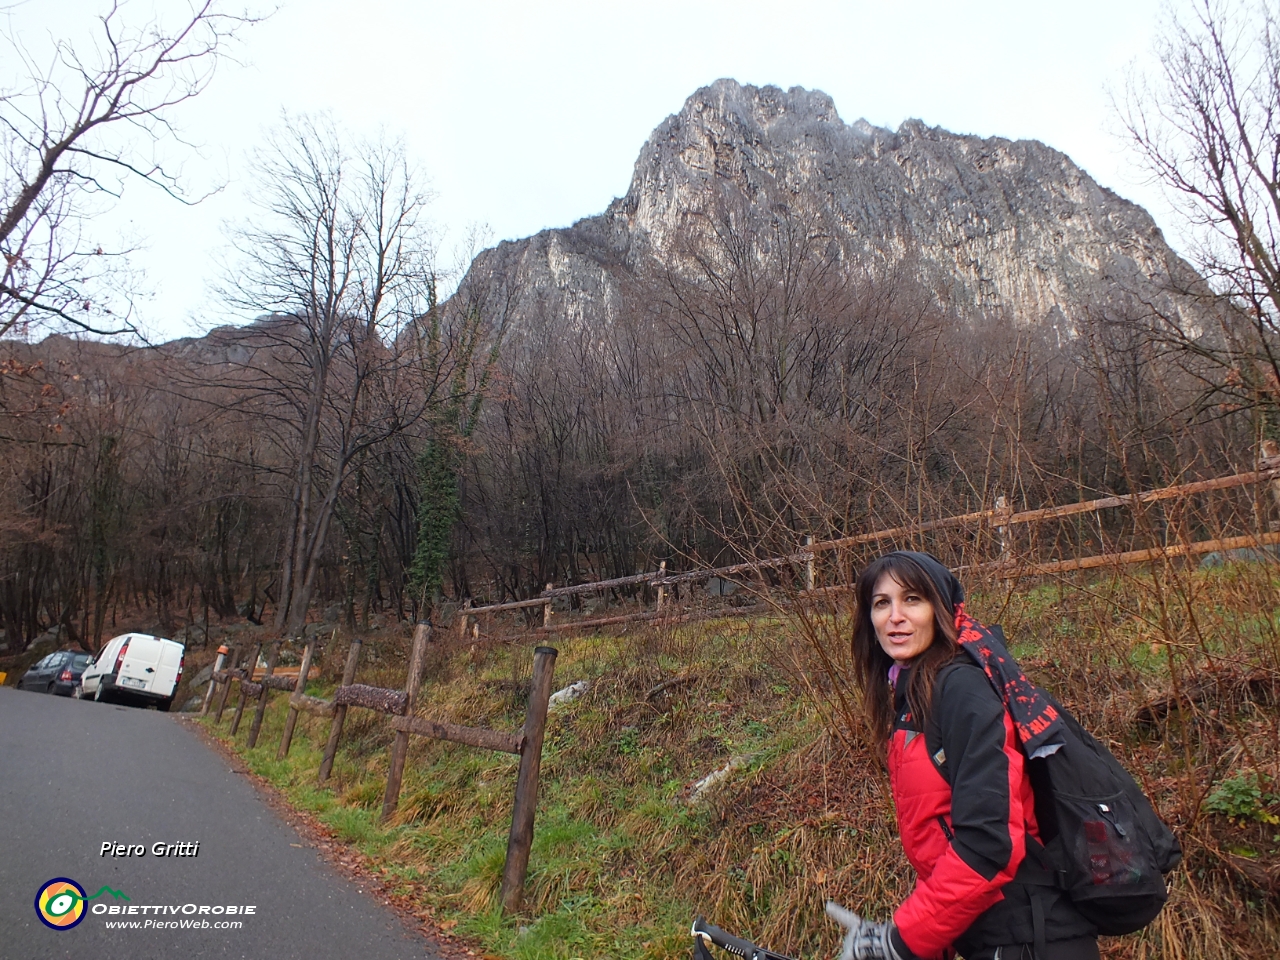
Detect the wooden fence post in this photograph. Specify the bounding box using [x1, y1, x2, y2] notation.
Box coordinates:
[802, 535, 815, 592]
[995, 496, 1011, 563]
[542, 584, 553, 628]
[1262, 440, 1280, 530]
[201, 645, 229, 716]
[457, 598, 471, 640]
[228, 642, 261, 735]
[276, 638, 316, 760]
[380, 622, 431, 821]
[500, 645, 559, 915]
[318, 637, 363, 784]
[655, 560, 667, 613]
[246, 640, 281, 748]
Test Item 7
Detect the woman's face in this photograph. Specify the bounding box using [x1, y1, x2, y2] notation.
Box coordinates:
[870, 572, 936, 664]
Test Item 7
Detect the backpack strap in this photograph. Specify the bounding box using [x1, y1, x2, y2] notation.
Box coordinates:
[1030, 892, 1047, 960]
[923, 659, 969, 780]
[1021, 834, 1067, 889]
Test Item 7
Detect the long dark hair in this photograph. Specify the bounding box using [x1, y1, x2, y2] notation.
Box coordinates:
[852, 552, 960, 748]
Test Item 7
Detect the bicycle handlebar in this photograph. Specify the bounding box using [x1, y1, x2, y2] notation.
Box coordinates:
[691, 917, 799, 960]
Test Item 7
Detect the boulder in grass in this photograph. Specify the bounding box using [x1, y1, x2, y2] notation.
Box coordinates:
[548, 680, 590, 709]
[1199, 545, 1280, 568]
[190, 663, 215, 689]
[686, 756, 749, 804]
[705, 577, 737, 597]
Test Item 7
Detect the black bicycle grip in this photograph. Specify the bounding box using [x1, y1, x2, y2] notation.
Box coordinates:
[691, 917, 798, 960]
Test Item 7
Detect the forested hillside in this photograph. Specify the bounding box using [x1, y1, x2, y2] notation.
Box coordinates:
[0, 80, 1265, 655]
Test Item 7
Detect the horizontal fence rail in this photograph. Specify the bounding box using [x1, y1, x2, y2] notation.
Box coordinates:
[962, 530, 1280, 578]
[812, 456, 1280, 552]
[454, 453, 1280, 635]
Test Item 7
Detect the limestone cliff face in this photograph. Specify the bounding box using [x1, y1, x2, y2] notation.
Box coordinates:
[460, 79, 1196, 337]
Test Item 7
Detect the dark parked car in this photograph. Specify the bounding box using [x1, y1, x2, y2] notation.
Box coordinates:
[18, 651, 94, 696]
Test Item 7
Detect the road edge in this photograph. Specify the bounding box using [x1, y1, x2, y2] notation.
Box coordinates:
[179, 715, 484, 960]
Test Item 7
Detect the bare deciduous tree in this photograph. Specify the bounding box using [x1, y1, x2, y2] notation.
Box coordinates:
[1121, 0, 1280, 416]
[218, 114, 493, 637]
[0, 0, 261, 338]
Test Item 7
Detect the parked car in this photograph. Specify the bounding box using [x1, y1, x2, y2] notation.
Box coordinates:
[18, 651, 93, 696]
[77, 634, 185, 710]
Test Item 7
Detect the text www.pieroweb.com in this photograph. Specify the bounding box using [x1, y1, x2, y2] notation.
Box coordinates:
[104, 918, 243, 929]
[93, 903, 253, 931]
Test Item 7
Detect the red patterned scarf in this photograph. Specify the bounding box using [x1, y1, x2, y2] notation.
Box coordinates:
[955, 603, 1065, 759]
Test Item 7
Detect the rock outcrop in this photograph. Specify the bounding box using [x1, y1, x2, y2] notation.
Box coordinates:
[459, 79, 1198, 338]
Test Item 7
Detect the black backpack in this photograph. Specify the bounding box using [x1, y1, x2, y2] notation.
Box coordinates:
[934, 631, 1181, 937]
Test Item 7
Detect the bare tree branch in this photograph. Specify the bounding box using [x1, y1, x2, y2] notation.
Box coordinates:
[0, 0, 266, 339]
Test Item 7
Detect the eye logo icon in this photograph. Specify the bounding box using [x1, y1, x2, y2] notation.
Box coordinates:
[34, 878, 129, 930]
[35, 878, 87, 930]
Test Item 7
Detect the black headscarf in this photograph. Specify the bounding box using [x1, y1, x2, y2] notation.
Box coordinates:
[884, 550, 965, 613]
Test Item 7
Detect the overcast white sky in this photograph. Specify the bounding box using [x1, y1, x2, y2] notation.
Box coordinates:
[5, 0, 1191, 342]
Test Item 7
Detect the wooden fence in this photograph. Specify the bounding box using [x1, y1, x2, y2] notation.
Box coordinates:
[454, 453, 1280, 635]
[204, 624, 557, 913]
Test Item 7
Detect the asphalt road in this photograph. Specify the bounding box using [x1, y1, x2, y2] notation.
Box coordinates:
[0, 685, 446, 960]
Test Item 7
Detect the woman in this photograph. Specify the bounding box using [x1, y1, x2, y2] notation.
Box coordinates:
[826, 551, 1098, 960]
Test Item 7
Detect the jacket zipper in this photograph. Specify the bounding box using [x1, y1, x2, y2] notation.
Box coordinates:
[936, 815, 954, 842]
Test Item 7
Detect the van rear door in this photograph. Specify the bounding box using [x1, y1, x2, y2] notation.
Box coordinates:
[116, 636, 164, 694]
[154, 641, 183, 697]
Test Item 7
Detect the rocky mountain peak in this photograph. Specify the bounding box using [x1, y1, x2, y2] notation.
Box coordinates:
[459, 80, 1196, 341]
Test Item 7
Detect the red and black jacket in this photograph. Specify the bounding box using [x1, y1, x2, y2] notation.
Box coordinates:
[887, 659, 1095, 959]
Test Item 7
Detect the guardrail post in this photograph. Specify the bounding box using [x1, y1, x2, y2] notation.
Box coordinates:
[276, 637, 316, 760]
[246, 639, 281, 748]
[203, 644, 229, 717]
[542, 584, 553, 628]
[214, 645, 239, 723]
[457, 598, 471, 640]
[215, 647, 241, 721]
[228, 642, 261, 735]
[655, 560, 667, 613]
[318, 637, 362, 784]
[500, 645, 559, 914]
[381, 622, 431, 821]
[802, 536, 815, 591]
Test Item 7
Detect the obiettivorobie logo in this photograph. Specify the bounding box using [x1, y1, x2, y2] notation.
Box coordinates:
[34, 876, 255, 932]
[35, 878, 130, 930]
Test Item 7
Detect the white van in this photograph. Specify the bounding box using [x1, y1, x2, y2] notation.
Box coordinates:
[78, 634, 185, 711]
